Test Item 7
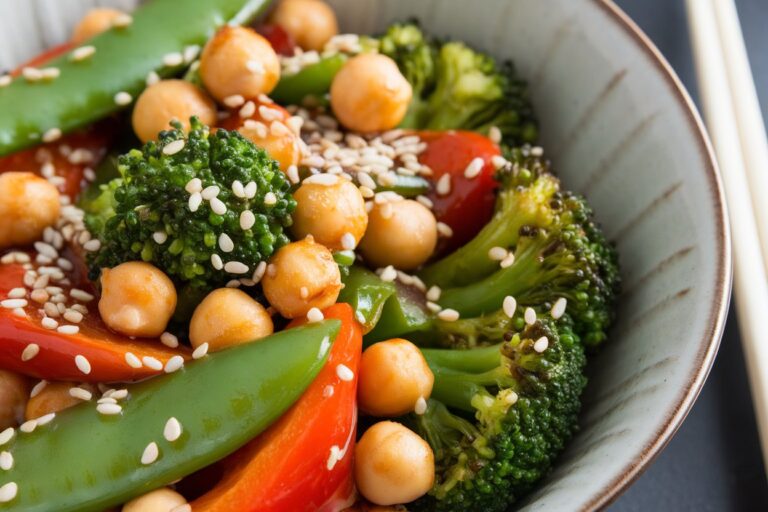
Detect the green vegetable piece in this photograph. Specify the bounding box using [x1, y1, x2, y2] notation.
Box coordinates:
[271, 54, 347, 106]
[365, 284, 432, 344]
[375, 173, 430, 198]
[0, 320, 340, 512]
[0, 0, 271, 156]
[338, 265, 397, 332]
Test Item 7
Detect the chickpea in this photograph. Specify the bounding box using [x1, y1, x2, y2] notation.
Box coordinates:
[292, 177, 368, 250]
[25, 381, 96, 420]
[189, 288, 274, 352]
[355, 421, 434, 506]
[0, 172, 60, 250]
[331, 54, 412, 133]
[239, 120, 300, 171]
[359, 199, 437, 270]
[0, 371, 30, 428]
[358, 339, 433, 417]
[132, 80, 217, 143]
[122, 487, 187, 512]
[71, 8, 125, 43]
[269, 0, 338, 51]
[262, 238, 341, 318]
[200, 26, 280, 103]
[98, 262, 177, 338]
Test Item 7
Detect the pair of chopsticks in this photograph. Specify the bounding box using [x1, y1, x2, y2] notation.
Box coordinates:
[686, 0, 768, 475]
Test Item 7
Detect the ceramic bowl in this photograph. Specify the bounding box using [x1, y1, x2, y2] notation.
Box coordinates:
[0, 0, 731, 510]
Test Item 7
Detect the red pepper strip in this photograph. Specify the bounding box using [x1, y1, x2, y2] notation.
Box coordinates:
[10, 42, 75, 76]
[418, 130, 501, 254]
[256, 24, 297, 56]
[191, 303, 362, 512]
[0, 262, 189, 382]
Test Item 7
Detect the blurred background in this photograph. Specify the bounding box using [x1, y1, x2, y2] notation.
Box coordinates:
[611, 1, 768, 510]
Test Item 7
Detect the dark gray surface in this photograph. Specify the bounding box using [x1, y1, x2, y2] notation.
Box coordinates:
[609, 0, 768, 510]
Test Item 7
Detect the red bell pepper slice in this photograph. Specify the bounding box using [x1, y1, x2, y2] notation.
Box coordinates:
[418, 130, 501, 254]
[256, 24, 297, 56]
[191, 303, 362, 512]
[0, 260, 188, 382]
[10, 42, 75, 77]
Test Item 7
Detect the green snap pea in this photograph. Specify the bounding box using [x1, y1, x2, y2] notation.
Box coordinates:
[271, 54, 347, 106]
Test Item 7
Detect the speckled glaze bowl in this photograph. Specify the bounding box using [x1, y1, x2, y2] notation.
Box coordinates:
[0, 0, 731, 510]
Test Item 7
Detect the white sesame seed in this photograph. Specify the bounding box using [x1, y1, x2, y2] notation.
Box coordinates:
[70, 289, 94, 302]
[183, 44, 200, 63]
[437, 222, 453, 238]
[112, 13, 133, 27]
[164, 355, 184, 373]
[163, 139, 185, 156]
[239, 210, 256, 231]
[97, 397, 117, 405]
[110, 389, 128, 400]
[379, 266, 397, 283]
[303, 174, 339, 186]
[437, 308, 460, 322]
[415, 396, 428, 415]
[192, 343, 209, 359]
[287, 165, 300, 184]
[22, 66, 43, 82]
[0, 482, 17, 503]
[1, 299, 27, 309]
[42, 128, 62, 143]
[41, 317, 58, 329]
[224, 261, 248, 274]
[58, 325, 79, 335]
[252, 261, 267, 283]
[164, 417, 183, 442]
[207, 253, 223, 271]
[7, 288, 25, 299]
[163, 52, 184, 67]
[41, 67, 60, 80]
[225, 280, 241, 288]
[185, 178, 203, 194]
[436, 174, 452, 196]
[263, 192, 277, 206]
[1, 451, 14, 471]
[188, 192, 203, 212]
[231, 180, 245, 198]
[21, 344, 39, 362]
[340, 232, 356, 251]
[75, 354, 91, 374]
[488, 246, 508, 261]
[239, 101, 256, 118]
[323, 385, 334, 398]
[97, 403, 122, 415]
[125, 352, 143, 369]
[160, 332, 179, 348]
[531, 146, 544, 157]
[57, 258, 73, 271]
[35, 412, 55, 426]
[359, 186, 374, 198]
[336, 364, 354, 382]
[524, 307, 537, 325]
[491, 155, 508, 169]
[307, 307, 324, 323]
[0, 75, 11, 87]
[489, 126, 502, 144]
[83, 239, 101, 252]
[500, 253, 516, 268]
[153, 231, 168, 244]
[503, 296, 517, 318]
[0, 429, 13, 447]
[223, 95, 245, 108]
[19, 420, 37, 433]
[142, 356, 163, 371]
[426, 286, 442, 302]
[533, 336, 549, 353]
[114, 91, 132, 106]
[464, 157, 485, 179]
[551, 298, 567, 320]
[69, 387, 92, 401]
[30, 380, 47, 398]
[11, 308, 26, 318]
[210, 197, 227, 215]
[146, 71, 160, 86]
[244, 181, 257, 198]
[201, 185, 220, 200]
[218, 233, 235, 253]
[259, 105, 283, 122]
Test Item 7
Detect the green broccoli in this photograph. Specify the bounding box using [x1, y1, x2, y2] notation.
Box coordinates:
[379, 23, 538, 145]
[408, 316, 586, 511]
[83, 117, 296, 295]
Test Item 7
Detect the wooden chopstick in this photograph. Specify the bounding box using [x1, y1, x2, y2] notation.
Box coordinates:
[685, 0, 768, 475]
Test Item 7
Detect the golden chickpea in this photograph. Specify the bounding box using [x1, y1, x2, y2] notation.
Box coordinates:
[292, 176, 368, 250]
[359, 199, 437, 270]
[0, 371, 29, 428]
[355, 421, 434, 506]
[238, 120, 300, 171]
[262, 238, 341, 318]
[122, 487, 187, 512]
[189, 288, 274, 352]
[200, 26, 281, 103]
[98, 262, 177, 338]
[358, 339, 433, 417]
[25, 381, 95, 420]
[269, 0, 339, 51]
[71, 8, 125, 43]
[0, 172, 60, 250]
[132, 80, 217, 143]
[331, 54, 412, 133]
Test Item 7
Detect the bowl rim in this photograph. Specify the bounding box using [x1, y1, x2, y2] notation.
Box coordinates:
[583, 1, 732, 510]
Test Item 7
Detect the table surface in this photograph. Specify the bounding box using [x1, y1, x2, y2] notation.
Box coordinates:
[609, 0, 768, 510]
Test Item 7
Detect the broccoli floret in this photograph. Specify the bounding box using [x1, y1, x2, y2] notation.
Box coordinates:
[84, 117, 296, 294]
[379, 23, 538, 145]
[408, 317, 586, 511]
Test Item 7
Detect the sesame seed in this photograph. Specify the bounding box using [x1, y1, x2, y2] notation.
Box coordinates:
[69, 387, 92, 401]
[464, 157, 485, 179]
[192, 343, 209, 359]
[239, 210, 256, 231]
[224, 261, 248, 274]
[244, 181, 257, 198]
[437, 308, 460, 322]
[415, 396, 428, 415]
[146, 71, 160, 86]
[323, 385, 334, 397]
[22, 67, 43, 82]
[164, 417, 183, 442]
[97, 403, 122, 415]
[82, 239, 101, 252]
[551, 298, 567, 319]
[426, 286, 442, 302]
[533, 336, 549, 353]
[437, 222, 453, 238]
[524, 307, 537, 325]
[188, 192, 202, 212]
[225, 280, 241, 288]
[70, 45, 96, 62]
[0, 482, 17, 503]
[110, 389, 129, 400]
[231, 180, 245, 198]
[125, 352, 143, 368]
[0, 75, 11, 87]
[307, 308, 324, 323]
[379, 266, 397, 282]
[163, 139, 185, 155]
[163, 52, 184, 67]
[0, 429, 13, 446]
[160, 332, 179, 348]
[503, 296, 517, 318]
[488, 246, 508, 261]
[340, 232, 356, 250]
[42, 128, 62, 143]
[531, 146, 544, 157]
[0, 451, 13, 471]
[12, 308, 26, 318]
[287, 165, 300, 184]
[70, 289, 94, 302]
[97, 397, 117, 405]
[114, 91, 132, 106]
[153, 231, 168, 244]
[21, 344, 39, 361]
[500, 253, 515, 268]
[252, 261, 267, 283]
[36, 412, 55, 426]
[142, 356, 163, 371]
[183, 45, 200, 63]
[436, 174, 452, 196]
[303, 174, 339, 186]
[112, 13, 133, 27]
[7, 288, 25, 299]
[239, 101, 256, 118]
[491, 155, 508, 169]
[210, 197, 227, 215]
[359, 186, 374, 198]
[41, 67, 60, 80]
[164, 355, 184, 373]
[58, 325, 79, 335]
[217, 233, 235, 253]
[30, 381, 47, 398]
[75, 354, 91, 374]
[259, 105, 283, 122]
[19, 420, 37, 433]
[263, 192, 277, 206]
[223, 95, 245, 108]
[41, 317, 58, 329]
[201, 185, 220, 200]
[489, 126, 502, 144]
[336, 363, 354, 381]
[185, 178, 202, 194]
[210, 253, 224, 270]
[1, 299, 27, 309]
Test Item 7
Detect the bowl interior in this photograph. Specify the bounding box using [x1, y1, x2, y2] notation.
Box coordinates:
[326, 0, 729, 509]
